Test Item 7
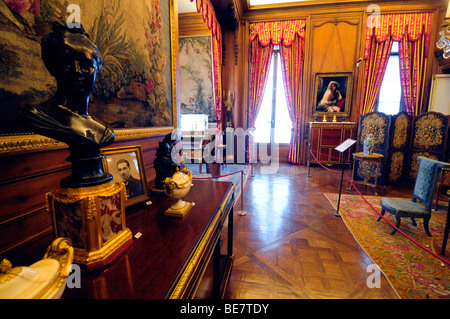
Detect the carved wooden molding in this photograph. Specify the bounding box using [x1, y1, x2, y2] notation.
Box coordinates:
[0, 127, 173, 155]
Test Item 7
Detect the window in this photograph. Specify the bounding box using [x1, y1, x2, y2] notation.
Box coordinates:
[254, 48, 292, 144]
[376, 42, 402, 115]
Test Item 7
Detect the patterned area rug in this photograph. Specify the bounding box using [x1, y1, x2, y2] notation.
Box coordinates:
[325, 193, 450, 299]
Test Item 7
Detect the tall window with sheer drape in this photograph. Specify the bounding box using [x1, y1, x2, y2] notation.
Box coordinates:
[360, 13, 432, 116]
[248, 20, 306, 164]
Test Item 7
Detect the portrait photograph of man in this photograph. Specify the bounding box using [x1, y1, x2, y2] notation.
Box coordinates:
[116, 158, 144, 199]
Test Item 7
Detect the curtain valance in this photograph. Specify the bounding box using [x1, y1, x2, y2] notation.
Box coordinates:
[364, 13, 432, 59]
[250, 20, 306, 47]
[191, 0, 222, 50]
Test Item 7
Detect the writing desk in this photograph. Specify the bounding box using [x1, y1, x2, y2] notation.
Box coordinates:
[63, 180, 235, 299]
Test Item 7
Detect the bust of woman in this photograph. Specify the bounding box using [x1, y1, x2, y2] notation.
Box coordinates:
[20, 22, 115, 188]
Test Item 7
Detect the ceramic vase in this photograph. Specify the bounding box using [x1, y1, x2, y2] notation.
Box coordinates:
[363, 133, 374, 155]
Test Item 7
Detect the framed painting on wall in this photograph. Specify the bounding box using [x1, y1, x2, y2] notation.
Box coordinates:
[312, 72, 353, 117]
[0, 0, 177, 155]
[428, 74, 450, 115]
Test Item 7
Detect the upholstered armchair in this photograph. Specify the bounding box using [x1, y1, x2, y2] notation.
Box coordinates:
[377, 157, 450, 236]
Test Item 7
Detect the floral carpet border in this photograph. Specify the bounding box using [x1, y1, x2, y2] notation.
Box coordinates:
[324, 193, 450, 299]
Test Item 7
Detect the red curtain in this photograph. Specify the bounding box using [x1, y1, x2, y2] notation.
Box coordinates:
[191, 0, 223, 153]
[249, 20, 306, 164]
[359, 36, 393, 115]
[280, 36, 304, 164]
[248, 42, 274, 129]
[399, 32, 430, 116]
[360, 13, 432, 115]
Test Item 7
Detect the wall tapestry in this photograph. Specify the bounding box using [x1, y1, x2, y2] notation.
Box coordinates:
[0, 0, 174, 136]
[179, 35, 215, 123]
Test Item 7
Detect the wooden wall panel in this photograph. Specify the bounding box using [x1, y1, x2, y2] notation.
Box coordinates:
[306, 14, 363, 123]
[231, 1, 444, 164]
[0, 148, 69, 185]
[309, 19, 360, 73]
[0, 133, 166, 260]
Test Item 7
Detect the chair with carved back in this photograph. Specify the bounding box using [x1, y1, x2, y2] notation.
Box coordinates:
[377, 157, 450, 236]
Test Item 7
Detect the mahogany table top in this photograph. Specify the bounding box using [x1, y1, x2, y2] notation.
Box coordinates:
[63, 180, 233, 299]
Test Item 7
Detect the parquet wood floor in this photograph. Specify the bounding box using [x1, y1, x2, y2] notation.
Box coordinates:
[223, 163, 415, 299]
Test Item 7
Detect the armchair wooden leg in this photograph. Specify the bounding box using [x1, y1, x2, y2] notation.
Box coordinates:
[391, 215, 401, 235]
[377, 209, 385, 222]
[423, 217, 432, 237]
[435, 182, 442, 209]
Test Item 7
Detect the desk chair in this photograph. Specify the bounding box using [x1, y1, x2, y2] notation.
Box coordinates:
[377, 157, 450, 236]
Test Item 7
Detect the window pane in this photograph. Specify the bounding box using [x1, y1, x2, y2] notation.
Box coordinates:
[391, 41, 399, 54]
[254, 54, 292, 144]
[254, 57, 274, 143]
[378, 48, 401, 115]
[274, 59, 292, 144]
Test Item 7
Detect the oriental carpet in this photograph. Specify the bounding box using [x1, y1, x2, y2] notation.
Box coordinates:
[325, 193, 450, 299]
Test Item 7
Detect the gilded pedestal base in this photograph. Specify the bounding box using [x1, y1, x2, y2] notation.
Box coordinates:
[164, 200, 195, 218]
[46, 180, 133, 271]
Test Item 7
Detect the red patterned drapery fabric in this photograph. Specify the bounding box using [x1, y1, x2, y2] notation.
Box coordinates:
[248, 41, 274, 129]
[280, 37, 304, 164]
[398, 31, 429, 116]
[190, 0, 223, 149]
[364, 13, 432, 59]
[249, 20, 306, 47]
[249, 20, 306, 164]
[360, 36, 394, 115]
[360, 13, 432, 115]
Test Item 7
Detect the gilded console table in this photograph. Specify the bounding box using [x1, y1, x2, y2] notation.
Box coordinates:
[307, 122, 356, 169]
[62, 180, 235, 299]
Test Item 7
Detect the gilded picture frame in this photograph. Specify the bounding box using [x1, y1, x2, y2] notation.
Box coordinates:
[428, 74, 450, 115]
[312, 72, 353, 117]
[101, 145, 150, 208]
[0, 0, 177, 155]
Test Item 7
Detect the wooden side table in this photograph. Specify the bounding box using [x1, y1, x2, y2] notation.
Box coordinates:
[349, 152, 385, 195]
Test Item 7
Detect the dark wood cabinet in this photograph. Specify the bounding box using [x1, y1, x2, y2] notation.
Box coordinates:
[307, 122, 356, 166]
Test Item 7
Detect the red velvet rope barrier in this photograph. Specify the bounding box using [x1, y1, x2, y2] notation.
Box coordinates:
[310, 149, 450, 266]
[191, 149, 252, 180]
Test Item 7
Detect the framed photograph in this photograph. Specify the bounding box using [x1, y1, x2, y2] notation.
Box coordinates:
[102, 145, 150, 207]
[312, 72, 353, 117]
[0, 0, 177, 155]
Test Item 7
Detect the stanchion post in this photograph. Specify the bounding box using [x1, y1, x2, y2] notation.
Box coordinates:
[237, 170, 247, 216]
[332, 156, 346, 217]
[307, 149, 312, 177]
[331, 139, 356, 217]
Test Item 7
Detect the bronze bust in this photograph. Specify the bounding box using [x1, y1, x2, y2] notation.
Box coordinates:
[153, 132, 185, 191]
[20, 22, 115, 188]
